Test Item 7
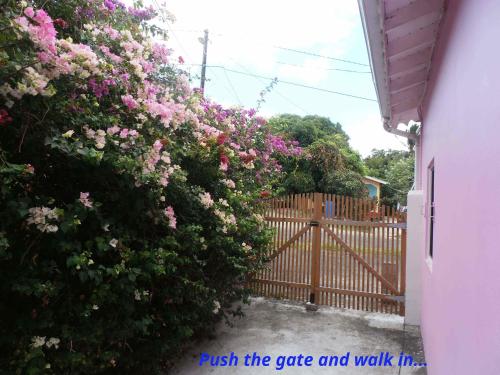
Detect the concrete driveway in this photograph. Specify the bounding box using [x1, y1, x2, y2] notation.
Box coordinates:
[171, 298, 426, 375]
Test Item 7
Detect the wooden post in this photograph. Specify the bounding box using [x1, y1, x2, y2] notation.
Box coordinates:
[310, 192, 322, 304]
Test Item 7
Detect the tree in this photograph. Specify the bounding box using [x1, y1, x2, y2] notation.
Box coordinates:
[268, 114, 349, 147]
[386, 155, 415, 206]
[364, 149, 414, 206]
[269, 115, 367, 197]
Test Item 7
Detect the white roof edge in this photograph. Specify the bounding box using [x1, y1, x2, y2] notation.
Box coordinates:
[364, 175, 388, 185]
[357, 0, 390, 120]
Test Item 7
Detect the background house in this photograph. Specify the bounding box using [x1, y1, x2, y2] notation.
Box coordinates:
[359, 0, 500, 374]
[362, 175, 386, 201]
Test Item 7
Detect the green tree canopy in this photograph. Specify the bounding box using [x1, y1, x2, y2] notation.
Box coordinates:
[269, 114, 349, 147]
[269, 115, 367, 197]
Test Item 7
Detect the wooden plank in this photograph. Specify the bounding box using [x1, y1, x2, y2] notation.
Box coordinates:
[253, 279, 310, 289]
[317, 286, 399, 303]
[310, 193, 322, 302]
[268, 225, 310, 262]
[319, 218, 406, 228]
[322, 225, 400, 295]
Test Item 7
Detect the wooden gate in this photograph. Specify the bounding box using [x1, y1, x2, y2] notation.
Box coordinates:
[251, 193, 407, 315]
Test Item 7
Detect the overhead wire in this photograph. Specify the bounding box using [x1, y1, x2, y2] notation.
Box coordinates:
[275, 46, 370, 67]
[172, 29, 371, 68]
[228, 58, 310, 115]
[220, 67, 243, 106]
[189, 65, 377, 102]
[275, 61, 371, 74]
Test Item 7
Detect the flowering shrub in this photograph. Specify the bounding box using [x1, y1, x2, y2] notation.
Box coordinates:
[0, 1, 300, 373]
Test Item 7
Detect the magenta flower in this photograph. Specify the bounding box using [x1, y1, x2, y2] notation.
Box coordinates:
[121, 95, 139, 110]
[104, 0, 116, 12]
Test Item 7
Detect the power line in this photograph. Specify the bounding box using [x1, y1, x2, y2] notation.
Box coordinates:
[276, 61, 372, 74]
[275, 46, 370, 67]
[220, 67, 242, 105]
[206, 67, 241, 105]
[229, 58, 310, 115]
[195, 65, 377, 102]
[184, 31, 371, 68]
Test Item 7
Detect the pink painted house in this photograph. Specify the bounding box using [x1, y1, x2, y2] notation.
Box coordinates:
[359, 0, 500, 374]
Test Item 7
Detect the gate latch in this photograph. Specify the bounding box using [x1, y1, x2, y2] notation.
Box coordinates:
[309, 221, 319, 227]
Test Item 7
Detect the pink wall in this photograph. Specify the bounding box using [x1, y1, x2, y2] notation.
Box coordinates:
[419, 1, 500, 374]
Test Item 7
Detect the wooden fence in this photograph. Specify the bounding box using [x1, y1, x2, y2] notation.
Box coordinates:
[250, 193, 407, 315]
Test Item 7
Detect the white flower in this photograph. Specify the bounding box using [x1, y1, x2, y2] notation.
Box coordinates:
[221, 179, 235, 189]
[198, 192, 214, 209]
[218, 198, 229, 207]
[242, 242, 252, 252]
[134, 290, 141, 301]
[109, 238, 118, 248]
[46, 337, 60, 349]
[92, 305, 99, 310]
[213, 301, 221, 314]
[88, 259, 94, 265]
[31, 336, 46, 348]
[26, 207, 60, 233]
[102, 223, 110, 232]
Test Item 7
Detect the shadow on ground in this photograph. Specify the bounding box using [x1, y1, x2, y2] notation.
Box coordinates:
[171, 298, 426, 375]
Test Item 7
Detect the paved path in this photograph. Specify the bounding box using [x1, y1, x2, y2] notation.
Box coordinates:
[171, 298, 426, 375]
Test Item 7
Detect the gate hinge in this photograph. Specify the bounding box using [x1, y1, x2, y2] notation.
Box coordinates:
[309, 221, 319, 227]
[385, 295, 405, 303]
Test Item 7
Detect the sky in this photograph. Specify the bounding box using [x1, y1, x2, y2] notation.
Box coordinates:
[145, 0, 408, 157]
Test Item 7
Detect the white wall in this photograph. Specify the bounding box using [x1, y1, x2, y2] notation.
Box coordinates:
[405, 190, 423, 326]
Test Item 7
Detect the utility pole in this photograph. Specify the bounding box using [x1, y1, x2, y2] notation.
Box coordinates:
[200, 29, 209, 94]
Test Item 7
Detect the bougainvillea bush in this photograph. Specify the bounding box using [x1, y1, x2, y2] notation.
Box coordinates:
[0, 1, 301, 373]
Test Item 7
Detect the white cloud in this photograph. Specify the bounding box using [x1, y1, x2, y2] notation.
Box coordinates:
[345, 115, 409, 157]
[149, 0, 359, 75]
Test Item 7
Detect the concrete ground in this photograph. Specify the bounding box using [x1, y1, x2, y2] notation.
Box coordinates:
[171, 298, 426, 375]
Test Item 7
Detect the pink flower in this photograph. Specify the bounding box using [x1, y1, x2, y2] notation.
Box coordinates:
[152, 43, 170, 64]
[121, 95, 139, 110]
[153, 140, 163, 151]
[164, 206, 176, 229]
[24, 7, 35, 18]
[107, 125, 120, 135]
[103, 26, 120, 40]
[16, 8, 57, 54]
[79, 192, 93, 208]
[119, 128, 129, 138]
